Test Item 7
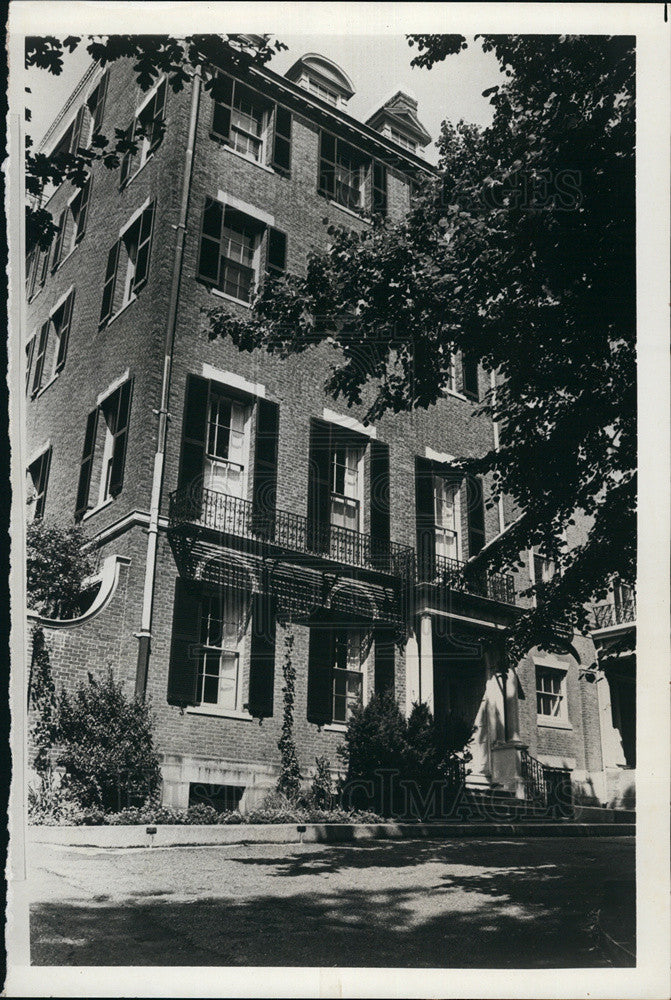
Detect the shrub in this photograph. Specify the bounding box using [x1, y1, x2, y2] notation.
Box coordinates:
[310, 755, 335, 810]
[26, 521, 95, 620]
[55, 669, 162, 812]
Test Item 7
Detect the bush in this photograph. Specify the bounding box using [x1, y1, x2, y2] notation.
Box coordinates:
[55, 669, 162, 812]
[310, 755, 335, 810]
[26, 521, 95, 620]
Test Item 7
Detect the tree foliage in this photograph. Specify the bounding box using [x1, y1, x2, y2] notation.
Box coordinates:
[26, 520, 95, 619]
[25, 33, 286, 252]
[207, 34, 636, 658]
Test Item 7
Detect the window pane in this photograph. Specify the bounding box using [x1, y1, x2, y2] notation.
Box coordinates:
[218, 653, 238, 710]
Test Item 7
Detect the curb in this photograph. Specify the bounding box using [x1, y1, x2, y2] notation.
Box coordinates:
[28, 821, 636, 850]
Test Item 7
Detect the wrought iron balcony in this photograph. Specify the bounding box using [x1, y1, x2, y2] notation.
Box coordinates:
[592, 596, 636, 629]
[416, 552, 517, 606]
[168, 485, 415, 578]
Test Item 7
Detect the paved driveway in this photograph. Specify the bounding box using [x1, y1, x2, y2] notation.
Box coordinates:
[28, 835, 635, 968]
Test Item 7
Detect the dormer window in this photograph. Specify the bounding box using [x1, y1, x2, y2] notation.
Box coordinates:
[305, 76, 339, 107]
[284, 53, 355, 110]
[390, 128, 417, 153]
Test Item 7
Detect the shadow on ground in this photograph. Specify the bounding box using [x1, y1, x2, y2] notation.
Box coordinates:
[30, 839, 635, 968]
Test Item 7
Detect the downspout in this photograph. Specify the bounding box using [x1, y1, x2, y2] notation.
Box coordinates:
[135, 67, 202, 698]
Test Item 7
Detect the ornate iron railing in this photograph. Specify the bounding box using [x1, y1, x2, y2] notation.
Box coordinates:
[520, 748, 573, 814]
[168, 485, 415, 578]
[416, 552, 517, 606]
[592, 596, 636, 629]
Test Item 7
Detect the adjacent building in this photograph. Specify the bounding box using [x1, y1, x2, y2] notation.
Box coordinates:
[25, 42, 634, 812]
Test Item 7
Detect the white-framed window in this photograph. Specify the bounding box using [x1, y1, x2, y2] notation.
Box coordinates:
[30, 288, 76, 395]
[210, 75, 292, 175]
[331, 627, 367, 723]
[230, 81, 267, 161]
[120, 78, 167, 186]
[99, 202, 155, 327]
[443, 352, 458, 394]
[204, 389, 249, 498]
[197, 198, 287, 304]
[85, 70, 109, 141]
[27, 446, 52, 521]
[196, 589, 248, 711]
[433, 474, 461, 562]
[305, 76, 339, 106]
[330, 441, 364, 533]
[26, 243, 50, 301]
[51, 177, 92, 270]
[390, 128, 417, 153]
[535, 664, 568, 722]
[530, 548, 555, 606]
[75, 377, 133, 519]
[318, 130, 388, 217]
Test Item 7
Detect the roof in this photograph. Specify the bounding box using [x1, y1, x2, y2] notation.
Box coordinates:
[366, 90, 432, 147]
[284, 53, 356, 100]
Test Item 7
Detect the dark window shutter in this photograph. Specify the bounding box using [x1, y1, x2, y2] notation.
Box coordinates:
[51, 208, 67, 270]
[119, 119, 135, 186]
[99, 239, 120, 327]
[251, 399, 279, 538]
[108, 378, 133, 497]
[38, 245, 50, 287]
[370, 439, 391, 570]
[266, 227, 287, 277]
[149, 79, 167, 150]
[167, 578, 201, 706]
[248, 591, 275, 719]
[211, 74, 234, 141]
[133, 201, 155, 293]
[198, 197, 223, 285]
[468, 475, 486, 557]
[271, 105, 292, 174]
[26, 249, 37, 298]
[31, 321, 50, 396]
[374, 629, 395, 697]
[25, 336, 36, 394]
[372, 161, 387, 216]
[462, 354, 479, 400]
[415, 457, 435, 580]
[31, 447, 52, 520]
[178, 374, 209, 493]
[55, 289, 75, 373]
[75, 407, 99, 519]
[318, 130, 336, 199]
[91, 69, 109, 133]
[307, 626, 333, 725]
[70, 105, 86, 153]
[75, 176, 92, 243]
[307, 418, 332, 553]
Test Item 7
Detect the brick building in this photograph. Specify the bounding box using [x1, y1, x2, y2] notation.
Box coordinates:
[24, 43, 633, 811]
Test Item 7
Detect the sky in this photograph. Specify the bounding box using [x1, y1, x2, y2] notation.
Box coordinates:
[26, 34, 503, 164]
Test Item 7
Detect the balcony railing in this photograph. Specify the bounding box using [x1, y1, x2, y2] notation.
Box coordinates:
[592, 596, 636, 629]
[168, 485, 414, 577]
[417, 552, 517, 606]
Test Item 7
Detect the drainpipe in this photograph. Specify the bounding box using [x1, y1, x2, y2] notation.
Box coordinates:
[490, 369, 506, 534]
[135, 67, 202, 699]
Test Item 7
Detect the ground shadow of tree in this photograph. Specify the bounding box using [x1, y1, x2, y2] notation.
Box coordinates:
[30, 838, 634, 968]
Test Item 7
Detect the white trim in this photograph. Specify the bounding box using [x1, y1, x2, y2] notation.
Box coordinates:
[34, 372, 59, 399]
[425, 446, 455, 465]
[209, 287, 253, 309]
[27, 555, 131, 629]
[322, 408, 376, 439]
[135, 74, 165, 117]
[224, 145, 276, 175]
[201, 364, 266, 399]
[185, 706, 254, 722]
[82, 495, 115, 522]
[119, 197, 151, 238]
[216, 190, 275, 228]
[28, 440, 51, 467]
[49, 283, 75, 319]
[414, 607, 508, 631]
[96, 369, 130, 407]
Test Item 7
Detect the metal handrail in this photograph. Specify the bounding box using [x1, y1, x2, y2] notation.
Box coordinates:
[592, 596, 636, 628]
[168, 484, 415, 577]
[520, 748, 572, 811]
[417, 552, 517, 606]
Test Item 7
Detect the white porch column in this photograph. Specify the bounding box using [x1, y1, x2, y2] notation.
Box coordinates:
[596, 668, 627, 768]
[504, 666, 522, 743]
[404, 631, 421, 716]
[418, 613, 434, 712]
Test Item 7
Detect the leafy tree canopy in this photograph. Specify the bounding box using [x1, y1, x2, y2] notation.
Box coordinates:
[26, 520, 96, 619]
[207, 34, 636, 659]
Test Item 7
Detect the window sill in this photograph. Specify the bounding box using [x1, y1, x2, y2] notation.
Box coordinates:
[104, 295, 137, 329]
[209, 287, 253, 309]
[186, 706, 254, 721]
[322, 722, 347, 733]
[223, 145, 276, 175]
[33, 371, 60, 400]
[51, 245, 77, 275]
[441, 387, 470, 403]
[321, 195, 371, 224]
[120, 152, 154, 191]
[27, 286, 43, 305]
[82, 495, 115, 522]
[537, 717, 573, 731]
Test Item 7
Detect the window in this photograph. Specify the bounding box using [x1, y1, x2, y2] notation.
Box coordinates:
[51, 178, 92, 270]
[51, 106, 86, 161]
[197, 198, 286, 303]
[25, 335, 35, 394]
[120, 79, 167, 186]
[433, 474, 460, 562]
[331, 628, 365, 723]
[330, 441, 363, 532]
[318, 130, 387, 216]
[86, 70, 109, 139]
[211, 75, 292, 174]
[443, 352, 457, 393]
[27, 447, 51, 520]
[536, 665, 567, 722]
[26, 244, 49, 300]
[306, 77, 339, 106]
[99, 202, 155, 327]
[462, 354, 479, 400]
[75, 378, 133, 519]
[204, 389, 248, 498]
[390, 128, 417, 153]
[195, 590, 247, 711]
[30, 289, 76, 395]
